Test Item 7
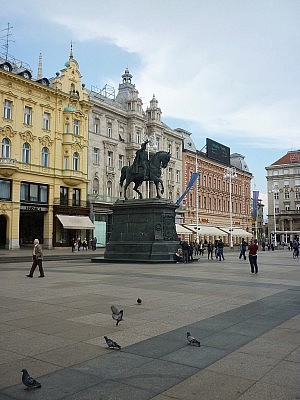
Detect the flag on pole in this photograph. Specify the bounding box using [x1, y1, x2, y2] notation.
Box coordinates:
[176, 172, 200, 205]
[252, 190, 259, 221]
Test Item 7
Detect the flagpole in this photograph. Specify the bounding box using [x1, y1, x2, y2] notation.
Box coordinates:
[195, 150, 199, 243]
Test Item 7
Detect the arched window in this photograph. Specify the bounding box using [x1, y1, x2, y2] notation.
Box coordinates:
[41, 147, 49, 167]
[22, 142, 30, 163]
[1, 138, 10, 158]
[93, 178, 99, 194]
[73, 152, 79, 171]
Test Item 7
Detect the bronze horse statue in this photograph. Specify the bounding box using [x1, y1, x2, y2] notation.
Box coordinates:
[120, 151, 171, 200]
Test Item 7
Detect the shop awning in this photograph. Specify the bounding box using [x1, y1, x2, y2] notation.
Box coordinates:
[56, 215, 95, 230]
[218, 227, 252, 237]
[185, 224, 224, 236]
[176, 224, 194, 235]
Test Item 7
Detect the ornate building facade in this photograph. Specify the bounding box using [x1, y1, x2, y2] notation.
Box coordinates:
[87, 69, 183, 246]
[179, 129, 252, 245]
[266, 150, 300, 244]
[0, 51, 92, 249]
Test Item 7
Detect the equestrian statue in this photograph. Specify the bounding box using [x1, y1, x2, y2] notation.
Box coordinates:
[120, 140, 171, 200]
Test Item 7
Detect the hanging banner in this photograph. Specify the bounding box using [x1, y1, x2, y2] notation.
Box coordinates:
[252, 190, 259, 221]
[176, 172, 200, 206]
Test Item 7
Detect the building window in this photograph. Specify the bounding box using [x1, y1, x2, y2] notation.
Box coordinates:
[296, 204, 300, 211]
[295, 191, 300, 200]
[156, 137, 160, 150]
[73, 152, 79, 171]
[64, 157, 69, 169]
[94, 118, 100, 134]
[107, 122, 112, 138]
[60, 186, 68, 205]
[275, 206, 280, 213]
[1, 138, 10, 158]
[0, 179, 11, 200]
[3, 99, 12, 119]
[93, 148, 99, 165]
[169, 191, 173, 200]
[43, 112, 50, 130]
[274, 192, 279, 200]
[176, 170, 180, 183]
[24, 106, 32, 125]
[203, 176, 207, 186]
[176, 146, 180, 159]
[65, 122, 70, 133]
[285, 205, 290, 211]
[41, 147, 49, 167]
[284, 191, 290, 200]
[136, 129, 141, 144]
[74, 119, 79, 135]
[93, 178, 99, 194]
[107, 151, 113, 167]
[72, 188, 80, 206]
[168, 168, 173, 181]
[107, 181, 112, 197]
[118, 154, 124, 170]
[20, 182, 48, 203]
[22, 142, 30, 163]
[168, 143, 172, 155]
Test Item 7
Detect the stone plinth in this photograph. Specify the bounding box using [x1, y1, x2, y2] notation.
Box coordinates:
[103, 199, 179, 262]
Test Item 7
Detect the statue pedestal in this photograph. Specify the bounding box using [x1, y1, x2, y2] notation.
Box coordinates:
[103, 199, 179, 263]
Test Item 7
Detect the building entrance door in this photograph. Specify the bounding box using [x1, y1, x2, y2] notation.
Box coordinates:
[19, 212, 44, 246]
[0, 215, 7, 248]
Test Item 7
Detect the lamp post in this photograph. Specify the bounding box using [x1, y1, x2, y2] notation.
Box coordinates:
[224, 166, 237, 248]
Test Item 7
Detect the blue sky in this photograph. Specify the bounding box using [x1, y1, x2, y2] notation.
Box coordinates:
[2, 0, 300, 213]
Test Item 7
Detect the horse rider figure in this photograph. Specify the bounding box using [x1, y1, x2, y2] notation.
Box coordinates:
[132, 139, 149, 180]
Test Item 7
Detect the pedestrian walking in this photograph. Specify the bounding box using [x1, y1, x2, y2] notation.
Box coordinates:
[217, 239, 225, 261]
[180, 240, 190, 263]
[248, 239, 259, 274]
[26, 239, 45, 278]
[239, 238, 247, 260]
[207, 241, 214, 260]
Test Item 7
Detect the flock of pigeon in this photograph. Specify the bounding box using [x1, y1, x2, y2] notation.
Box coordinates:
[21, 297, 201, 389]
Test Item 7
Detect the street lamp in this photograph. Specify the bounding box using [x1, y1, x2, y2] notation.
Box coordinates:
[224, 166, 237, 248]
[271, 185, 278, 247]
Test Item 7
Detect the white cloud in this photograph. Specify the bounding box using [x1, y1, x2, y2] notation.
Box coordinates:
[6, 0, 300, 150]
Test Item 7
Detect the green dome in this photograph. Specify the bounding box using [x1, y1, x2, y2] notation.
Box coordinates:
[64, 61, 70, 67]
[63, 106, 76, 112]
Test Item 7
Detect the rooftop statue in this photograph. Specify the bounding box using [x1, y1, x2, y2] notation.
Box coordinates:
[120, 140, 170, 200]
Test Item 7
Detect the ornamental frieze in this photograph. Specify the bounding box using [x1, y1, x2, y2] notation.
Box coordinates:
[0, 125, 16, 138]
[39, 135, 54, 147]
[71, 142, 83, 152]
[19, 131, 35, 142]
[0, 203, 12, 212]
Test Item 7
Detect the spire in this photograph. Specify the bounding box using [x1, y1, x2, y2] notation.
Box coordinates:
[37, 51, 42, 80]
[70, 41, 73, 59]
[121, 68, 132, 84]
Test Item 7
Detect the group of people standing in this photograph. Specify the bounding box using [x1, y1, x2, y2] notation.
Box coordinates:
[174, 237, 259, 274]
[71, 237, 97, 252]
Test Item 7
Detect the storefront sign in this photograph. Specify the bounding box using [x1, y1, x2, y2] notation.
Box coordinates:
[20, 205, 48, 212]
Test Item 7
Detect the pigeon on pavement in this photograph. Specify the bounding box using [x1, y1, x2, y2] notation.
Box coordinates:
[137, 298, 142, 304]
[21, 369, 41, 389]
[104, 336, 121, 350]
[111, 305, 123, 325]
[187, 332, 201, 347]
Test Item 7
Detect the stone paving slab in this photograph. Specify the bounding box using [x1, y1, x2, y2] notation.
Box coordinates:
[0, 250, 299, 399]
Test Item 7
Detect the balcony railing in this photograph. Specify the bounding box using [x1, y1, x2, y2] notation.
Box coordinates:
[0, 157, 19, 176]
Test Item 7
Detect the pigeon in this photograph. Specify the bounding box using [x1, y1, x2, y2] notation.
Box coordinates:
[137, 298, 142, 304]
[111, 305, 124, 325]
[104, 336, 121, 350]
[21, 369, 41, 389]
[187, 332, 201, 347]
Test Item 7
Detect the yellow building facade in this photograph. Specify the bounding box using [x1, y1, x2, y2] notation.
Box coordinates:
[0, 51, 92, 249]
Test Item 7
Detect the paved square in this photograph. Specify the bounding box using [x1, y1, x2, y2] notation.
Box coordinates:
[0, 248, 299, 399]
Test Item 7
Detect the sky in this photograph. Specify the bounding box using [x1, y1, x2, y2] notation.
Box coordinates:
[2, 0, 300, 217]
